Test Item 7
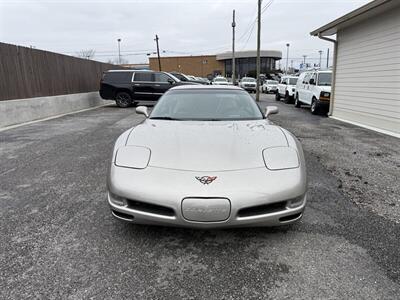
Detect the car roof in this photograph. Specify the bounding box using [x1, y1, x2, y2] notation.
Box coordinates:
[170, 85, 243, 91]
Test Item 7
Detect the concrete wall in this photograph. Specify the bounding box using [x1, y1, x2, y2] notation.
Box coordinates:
[0, 92, 109, 128]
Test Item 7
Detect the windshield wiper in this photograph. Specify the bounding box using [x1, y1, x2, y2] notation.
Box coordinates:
[149, 116, 181, 120]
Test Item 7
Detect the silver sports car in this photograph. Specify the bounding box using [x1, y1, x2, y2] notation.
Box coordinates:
[107, 85, 307, 228]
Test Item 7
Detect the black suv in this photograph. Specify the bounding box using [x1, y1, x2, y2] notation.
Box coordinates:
[99, 70, 194, 108]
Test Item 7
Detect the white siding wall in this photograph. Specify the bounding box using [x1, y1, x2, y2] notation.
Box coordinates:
[333, 6, 400, 136]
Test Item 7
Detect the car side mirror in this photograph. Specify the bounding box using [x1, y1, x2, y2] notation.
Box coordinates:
[136, 106, 149, 118]
[168, 78, 175, 85]
[309, 78, 315, 85]
[265, 106, 279, 118]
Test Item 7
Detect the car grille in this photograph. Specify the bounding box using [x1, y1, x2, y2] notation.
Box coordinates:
[245, 84, 255, 87]
[126, 199, 175, 217]
[237, 201, 287, 217]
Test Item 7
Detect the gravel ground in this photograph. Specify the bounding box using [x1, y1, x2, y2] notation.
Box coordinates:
[263, 94, 400, 223]
[0, 95, 399, 299]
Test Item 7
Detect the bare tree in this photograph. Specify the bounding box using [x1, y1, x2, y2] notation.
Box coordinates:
[76, 49, 96, 60]
[106, 57, 129, 65]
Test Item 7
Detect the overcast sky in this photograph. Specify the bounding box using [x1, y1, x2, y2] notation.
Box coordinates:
[0, 0, 371, 67]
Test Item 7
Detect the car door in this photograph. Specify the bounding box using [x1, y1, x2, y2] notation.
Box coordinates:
[153, 72, 176, 100]
[279, 78, 287, 96]
[132, 72, 155, 100]
[300, 73, 311, 103]
[305, 72, 317, 104]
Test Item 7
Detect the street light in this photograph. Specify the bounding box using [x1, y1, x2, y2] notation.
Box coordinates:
[117, 38, 121, 65]
[318, 50, 323, 68]
[302, 55, 307, 69]
[286, 43, 290, 74]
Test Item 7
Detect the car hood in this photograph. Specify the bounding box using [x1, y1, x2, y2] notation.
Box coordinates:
[126, 120, 288, 171]
[319, 85, 331, 92]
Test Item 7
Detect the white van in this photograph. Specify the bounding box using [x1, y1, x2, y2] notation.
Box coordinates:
[276, 76, 298, 103]
[295, 70, 332, 114]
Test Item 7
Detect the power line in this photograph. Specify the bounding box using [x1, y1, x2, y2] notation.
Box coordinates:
[240, 0, 274, 50]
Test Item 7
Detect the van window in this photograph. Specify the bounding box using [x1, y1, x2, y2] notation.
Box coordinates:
[154, 73, 173, 83]
[104, 71, 133, 83]
[303, 74, 311, 84]
[318, 73, 332, 86]
[134, 72, 153, 82]
[310, 73, 317, 84]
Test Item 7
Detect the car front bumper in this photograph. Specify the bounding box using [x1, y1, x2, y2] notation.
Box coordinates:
[107, 166, 307, 228]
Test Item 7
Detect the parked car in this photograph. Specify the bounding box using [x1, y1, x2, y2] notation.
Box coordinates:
[212, 77, 229, 85]
[295, 70, 332, 114]
[239, 77, 257, 93]
[169, 72, 208, 85]
[262, 80, 279, 94]
[276, 76, 299, 103]
[107, 85, 307, 228]
[99, 70, 195, 108]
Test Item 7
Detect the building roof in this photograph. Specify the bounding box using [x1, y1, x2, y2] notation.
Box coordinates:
[310, 0, 399, 36]
[216, 50, 282, 60]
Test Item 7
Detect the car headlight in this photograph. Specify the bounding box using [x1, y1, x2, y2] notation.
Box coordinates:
[115, 145, 151, 169]
[321, 92, 330, 98]
[262, 147, 299, 170]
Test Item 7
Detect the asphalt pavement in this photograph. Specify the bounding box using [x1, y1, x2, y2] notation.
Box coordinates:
[1, 94, 399, 299]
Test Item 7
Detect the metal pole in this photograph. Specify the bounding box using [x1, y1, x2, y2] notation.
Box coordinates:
[155, 34, 162, 71]
[326, 48, 330, 69]
[318, 50, 323, 68]
[232, 9, 236, 85]
[285, 43, 290, 74]
[256, 0, 262, 102]
[117, 38, 121, 65]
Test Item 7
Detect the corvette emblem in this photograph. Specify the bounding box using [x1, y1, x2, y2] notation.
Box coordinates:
[195, 176, 217, 185]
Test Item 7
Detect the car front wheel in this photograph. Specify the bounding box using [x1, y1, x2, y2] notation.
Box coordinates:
[311, 98, 319, 114]
[294, 94, 301, 108]
[115, 92, 132, 108]
[275, 92, 280, 101]
[284, 92, 291, 104]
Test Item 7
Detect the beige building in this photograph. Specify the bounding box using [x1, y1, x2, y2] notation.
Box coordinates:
[149, 55, 223, 78]
[312, 0, 400, 137]
[149, 50, 282, 79]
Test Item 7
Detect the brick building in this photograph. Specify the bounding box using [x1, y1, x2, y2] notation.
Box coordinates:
[149, 50, 282, 79]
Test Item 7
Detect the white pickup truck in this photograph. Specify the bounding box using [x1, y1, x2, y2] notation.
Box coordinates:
[295, 70, 332, 114]
[275, 76, 299, 104]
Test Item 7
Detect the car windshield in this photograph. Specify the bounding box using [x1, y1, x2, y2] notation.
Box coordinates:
[318, 73, 332, 86]
[267, 80, 278, 84]
[243, 78, 256, 82]
[288, 78, 298, 85]
[150, 90, 264, 121]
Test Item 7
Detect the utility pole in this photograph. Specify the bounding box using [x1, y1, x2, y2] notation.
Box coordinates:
[155, 34, 162, 71]
[302, 54, 307, 69]
[117, 38, 121, 65]
[326, 48, 330, 69]
[255, 0, 262, 102]
[285, 43, 290, 74]
[318, 50, 323, 68]
[232, 9, 236, 85]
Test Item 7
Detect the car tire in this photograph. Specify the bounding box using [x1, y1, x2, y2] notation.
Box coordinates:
[284, 92, 291, 104]
[294, 94, 301, 108]
[275, 92, 280, 101]
[311, 97, 319, 114]
[115, 92, 132, 108]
